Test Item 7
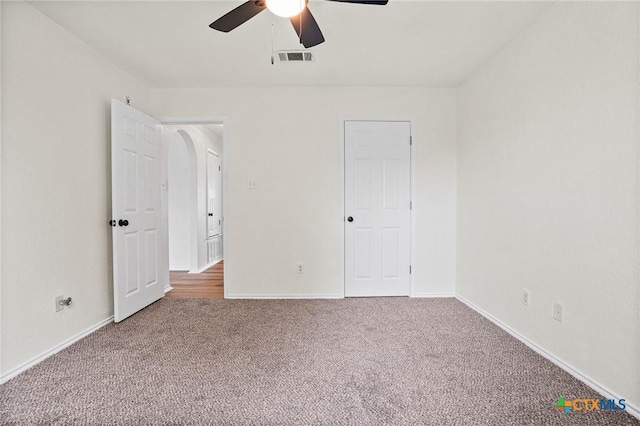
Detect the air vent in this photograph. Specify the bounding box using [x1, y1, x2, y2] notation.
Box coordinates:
[276, 50, 315, 63]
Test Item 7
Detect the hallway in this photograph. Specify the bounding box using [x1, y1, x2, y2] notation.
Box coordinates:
[166, 262, 224, 298]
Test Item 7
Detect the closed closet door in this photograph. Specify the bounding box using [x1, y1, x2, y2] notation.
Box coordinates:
[344, 121, 411, 297]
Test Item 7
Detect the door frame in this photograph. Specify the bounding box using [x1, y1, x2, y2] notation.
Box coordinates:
[339, 117, 416, 298]
[159, 117, 230, 298]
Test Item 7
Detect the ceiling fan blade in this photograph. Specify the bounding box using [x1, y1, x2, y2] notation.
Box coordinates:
[290, 8, 325, 48]
[324, 0, 388, 4]
[209, 1, 266, 33]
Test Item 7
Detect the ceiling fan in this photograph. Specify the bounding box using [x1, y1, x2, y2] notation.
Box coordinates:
[209, 0, 389, 48]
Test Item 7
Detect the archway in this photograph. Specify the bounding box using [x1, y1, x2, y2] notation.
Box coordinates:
[167, 129, 198, 271]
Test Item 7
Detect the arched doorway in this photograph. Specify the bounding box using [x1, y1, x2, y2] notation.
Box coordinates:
[168, 129, 198, 271]
[163, 122, 226, 299]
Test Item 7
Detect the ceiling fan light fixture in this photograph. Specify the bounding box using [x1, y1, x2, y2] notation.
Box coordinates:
[265, 0, 306, 18]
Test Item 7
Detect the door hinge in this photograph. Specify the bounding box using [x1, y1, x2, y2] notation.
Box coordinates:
[410, 136, 413, 146]
[219, 165, 221, 171]
[410, 201, 412, 210]
[410, 265, 412, 274]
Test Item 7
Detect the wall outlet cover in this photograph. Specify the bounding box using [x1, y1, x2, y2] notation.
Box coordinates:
[553, 302, 563, 322]
[55, 295, 64, 312]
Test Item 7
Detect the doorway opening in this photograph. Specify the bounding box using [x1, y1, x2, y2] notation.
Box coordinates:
[163, 123, 225, 299]
[167, 129, 197, 272]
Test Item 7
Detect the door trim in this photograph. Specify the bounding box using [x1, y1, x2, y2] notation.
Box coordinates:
[159, 116, 230, 298]
[339, 117, 416, 298]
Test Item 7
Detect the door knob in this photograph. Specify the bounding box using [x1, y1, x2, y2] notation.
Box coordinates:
[347, 216, 354, 222]
[208, 213, 213, 217]
[118, 219, 129, 227]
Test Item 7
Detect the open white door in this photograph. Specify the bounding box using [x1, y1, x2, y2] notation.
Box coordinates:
[344, 120, 411, 297]
[207, 150, 222, 238]
[111, 99, 163, 322]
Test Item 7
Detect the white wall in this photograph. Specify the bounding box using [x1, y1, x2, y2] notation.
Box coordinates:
[457, 1, 639, 409]
[0, 2, 151, 375]
[168, 133, 193, 270]
[150, 88, 458, 297]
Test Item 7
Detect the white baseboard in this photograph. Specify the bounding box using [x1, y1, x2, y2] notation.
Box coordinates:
[164, 285, 174, 294]
[188, 258, 222, 274]
[169, 266, 189, 272]
[455, 295, 639, 420]
[0, 316, 114, 384]
[411, 292, 455, 298]
[226, 294, 343, 299]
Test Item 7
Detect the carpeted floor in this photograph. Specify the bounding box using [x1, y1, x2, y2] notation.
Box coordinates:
[1, 298, 638, 425]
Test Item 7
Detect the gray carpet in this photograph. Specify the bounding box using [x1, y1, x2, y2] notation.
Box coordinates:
[1, 298, 638, 425]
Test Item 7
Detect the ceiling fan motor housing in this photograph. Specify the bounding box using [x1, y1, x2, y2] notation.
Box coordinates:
[210, 0, 387, 47]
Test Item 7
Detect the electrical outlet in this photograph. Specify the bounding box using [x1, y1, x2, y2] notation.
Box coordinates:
[55, 295, 64, 312]
[553, 303, 563, 322]
[247, 179, 257, 189]
[297, 264, 304, 274]
[522, 289, 530, 306]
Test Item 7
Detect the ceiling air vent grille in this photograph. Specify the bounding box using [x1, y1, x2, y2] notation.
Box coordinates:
[277, 50, 315, 63]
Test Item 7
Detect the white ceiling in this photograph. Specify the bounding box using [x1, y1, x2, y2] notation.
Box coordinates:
[29, 1, 555, 88]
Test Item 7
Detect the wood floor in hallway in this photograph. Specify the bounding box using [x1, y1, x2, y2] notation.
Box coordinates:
[166, 261, 224, 298]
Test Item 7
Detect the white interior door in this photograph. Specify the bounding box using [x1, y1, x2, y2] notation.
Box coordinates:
[345, 121, 411, 297]
[207, 150, 221, 238]
[111, 99, 163, 322]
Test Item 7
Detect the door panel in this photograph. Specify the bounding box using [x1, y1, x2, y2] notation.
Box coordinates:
[345, 121, 411, 297]
[143, 156, 157, 211]
[144, 229, 158, 286]
[123, 151, 138, 211]
[354, 228, 373, 279]
[382, 227, 400, 278]
[355, 159, 372, 208]
[112, 99, 163, 322]
[124, 233, 139, 295]
[383, 159, 400, 209]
